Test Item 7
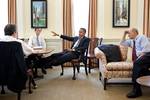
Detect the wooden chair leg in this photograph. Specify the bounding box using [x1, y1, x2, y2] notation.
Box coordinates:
[99, 72, 102, 80]
[60, 64, 64, 76]
[1, 85, 5, 94]
[85, 63, 88, 76]
[88, 59, 91, 73]
[104, 78, 107, 90]
[97, 59, 99, 68]
[28, 76, 33, 94]
[32, 77, 37, 89]
[35, 67, 38, 76]
[72, 63, 76, 80]
[17, 92, 21, 100]
[77, 64, 80, 73]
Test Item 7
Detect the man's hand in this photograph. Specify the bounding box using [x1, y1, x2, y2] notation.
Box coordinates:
[66, 48, 73, 51]
[66, 48, 75, 52]
[121, 30, 129, 42]
[124, 30, 129, 36]
[51, 31, 59, 36]
[139, 53, 145, 57]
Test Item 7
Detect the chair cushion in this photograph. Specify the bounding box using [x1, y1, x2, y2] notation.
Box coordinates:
[106, 62, 133, 71]
[104, 71, 133, 78]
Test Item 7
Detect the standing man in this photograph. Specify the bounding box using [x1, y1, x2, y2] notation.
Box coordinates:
[42, 28, 90, 67]
[120, 28, 150, 98]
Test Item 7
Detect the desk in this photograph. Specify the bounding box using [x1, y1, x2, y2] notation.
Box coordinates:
[137, 76, 150, 87]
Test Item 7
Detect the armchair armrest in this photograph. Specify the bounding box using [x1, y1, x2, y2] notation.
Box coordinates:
[94, 47, 107, 65]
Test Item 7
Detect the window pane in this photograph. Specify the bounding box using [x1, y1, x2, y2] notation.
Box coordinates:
[72, 0, 89, 36]
[0, 0, 8, 37]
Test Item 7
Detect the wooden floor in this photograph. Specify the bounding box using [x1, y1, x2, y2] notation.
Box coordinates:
[0, 67, 150, 100]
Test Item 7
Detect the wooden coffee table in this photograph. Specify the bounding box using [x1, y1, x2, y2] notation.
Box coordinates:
[137, 76, 150, 87]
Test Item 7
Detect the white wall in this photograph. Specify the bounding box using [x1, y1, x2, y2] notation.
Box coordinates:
[137, 0, 144, 34]
[97, 0, 144, 39]
[17, 0, 63, 39]
[0, 0, 8, 37]
[17, 0, 144, 40]
[17, 0, 24, 37]
[97, 0, 104, 38]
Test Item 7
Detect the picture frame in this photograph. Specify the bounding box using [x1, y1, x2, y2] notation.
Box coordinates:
[31, 0, 47, 28]
[113, 0, 130, 27]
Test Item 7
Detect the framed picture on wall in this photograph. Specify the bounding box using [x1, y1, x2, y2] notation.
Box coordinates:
[31, 0, 47, 28]
[113, 0, 130, 27]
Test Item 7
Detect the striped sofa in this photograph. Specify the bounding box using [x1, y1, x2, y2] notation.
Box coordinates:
[94, 45, 133, 90]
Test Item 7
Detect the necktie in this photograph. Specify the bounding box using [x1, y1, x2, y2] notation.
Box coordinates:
[37, 36, 41, 46]
[132, 40, 137, 62]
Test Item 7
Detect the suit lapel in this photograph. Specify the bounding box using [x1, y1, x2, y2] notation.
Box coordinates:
[71, 36, 86, 48]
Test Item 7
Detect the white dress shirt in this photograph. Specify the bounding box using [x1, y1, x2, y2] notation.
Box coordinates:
[0, 36, 34, 57]
[28, 34, 46, 49]
[72, 39, 80, 49]
[120, 35, 150, 57]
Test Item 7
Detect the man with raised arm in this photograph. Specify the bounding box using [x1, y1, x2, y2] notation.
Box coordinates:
[120, 28, 150, 98]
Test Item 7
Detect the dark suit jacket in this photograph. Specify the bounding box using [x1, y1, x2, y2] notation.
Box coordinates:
[98, 44, 122, 62]
[60, 35, 90, 56]
[0, 42, 27, 93]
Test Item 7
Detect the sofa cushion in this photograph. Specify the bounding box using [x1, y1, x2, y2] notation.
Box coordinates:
[106, 62, 133, 71]
[104, 71, 133, 78]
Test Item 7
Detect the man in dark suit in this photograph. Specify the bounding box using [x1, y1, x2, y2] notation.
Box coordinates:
[42, 28, 89, 67]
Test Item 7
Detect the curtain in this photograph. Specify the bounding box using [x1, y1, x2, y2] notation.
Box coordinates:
[8, 0, 17, 24]
[88, 0, 98, 69]
[63, 0, 73, 67]
[88, 0, 97, 38]
[143, 0, 150, 37]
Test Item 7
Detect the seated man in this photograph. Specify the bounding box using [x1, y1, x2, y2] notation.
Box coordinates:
[1, 24, 37, 87]
[42, 28, 89, 67]
[28, 28, 46, 49]
[1, 24, 34, 58]
[28, 28, 48, 74]
[120, 28, 150, 98]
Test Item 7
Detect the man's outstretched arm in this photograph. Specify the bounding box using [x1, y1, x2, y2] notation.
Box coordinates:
[51, 31, 74, 41]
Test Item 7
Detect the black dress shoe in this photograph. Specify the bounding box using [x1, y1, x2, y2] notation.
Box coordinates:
[41, 68, 47, 74]
[126, 90, 142, 98]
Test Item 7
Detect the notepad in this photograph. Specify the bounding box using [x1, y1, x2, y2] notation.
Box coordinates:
[33, 46, 43, 50]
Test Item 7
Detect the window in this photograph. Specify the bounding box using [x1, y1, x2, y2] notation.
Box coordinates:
[0, 0, 8, 37]
[72, 0, 89, 36]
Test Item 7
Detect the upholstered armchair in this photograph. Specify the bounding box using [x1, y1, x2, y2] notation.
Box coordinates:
[95, 45, 133, 90]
